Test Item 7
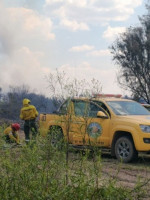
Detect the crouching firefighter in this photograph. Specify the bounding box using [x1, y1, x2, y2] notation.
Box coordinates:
[4, 123, 20, 144]
[20, 98, 38, 144]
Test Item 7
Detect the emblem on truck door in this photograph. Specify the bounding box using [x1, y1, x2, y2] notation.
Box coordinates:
[87, 122, 102, 138]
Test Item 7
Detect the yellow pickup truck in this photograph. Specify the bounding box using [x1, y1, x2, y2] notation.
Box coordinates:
[39, 96, 150, 163]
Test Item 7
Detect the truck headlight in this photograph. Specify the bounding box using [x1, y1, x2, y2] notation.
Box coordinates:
[140, 125, 150, 133]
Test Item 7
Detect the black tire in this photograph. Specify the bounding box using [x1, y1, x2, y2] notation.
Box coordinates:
[49, 126, 64, 150]
[115, 136, 138, 163]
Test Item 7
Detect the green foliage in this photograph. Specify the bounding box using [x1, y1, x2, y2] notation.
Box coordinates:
[0, 136, 146, 200]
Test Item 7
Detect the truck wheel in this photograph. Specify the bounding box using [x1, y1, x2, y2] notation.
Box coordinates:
[115, 136, 137, 163]
[49, 126, 64, 150]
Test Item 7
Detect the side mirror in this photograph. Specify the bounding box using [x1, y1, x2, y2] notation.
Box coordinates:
[97, 111, 108, 119]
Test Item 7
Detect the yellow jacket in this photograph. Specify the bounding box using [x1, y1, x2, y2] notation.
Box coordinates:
[4, 127, 20, 144]
[20, 98, 38, 120]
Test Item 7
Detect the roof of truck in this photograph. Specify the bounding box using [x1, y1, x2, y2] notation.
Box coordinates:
[72, 96, 133, 102]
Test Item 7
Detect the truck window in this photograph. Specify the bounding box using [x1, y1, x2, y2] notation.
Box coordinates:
[107, 101, 150, 115]
[93, 101, 110, 116]
[74, 101, 87, 116]
[74, 101, 103, 118]
[88, 103, 103, 117]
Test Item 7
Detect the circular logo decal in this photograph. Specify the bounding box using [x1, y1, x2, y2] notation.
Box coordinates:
[87, 122, 102, 138]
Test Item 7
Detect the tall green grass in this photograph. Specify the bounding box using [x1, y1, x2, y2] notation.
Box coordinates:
[0, 130, 146, 200]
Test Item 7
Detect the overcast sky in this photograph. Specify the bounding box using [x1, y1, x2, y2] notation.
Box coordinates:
[0, 0, 146, 97]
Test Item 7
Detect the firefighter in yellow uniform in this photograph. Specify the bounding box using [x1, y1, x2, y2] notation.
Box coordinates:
[20, 98, 38, 143]
[4, 123, 20, 144]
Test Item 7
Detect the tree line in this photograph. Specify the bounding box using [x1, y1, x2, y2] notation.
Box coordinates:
[0, 85, 56, 121]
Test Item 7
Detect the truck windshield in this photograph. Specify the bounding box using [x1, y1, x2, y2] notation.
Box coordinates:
[107, 101, 150, 116]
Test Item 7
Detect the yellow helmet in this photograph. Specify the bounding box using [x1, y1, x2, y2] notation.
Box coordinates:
[23, 98, 31, 106]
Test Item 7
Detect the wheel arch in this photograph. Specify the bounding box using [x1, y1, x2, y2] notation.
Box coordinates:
[49, 125, 63, 134]
[111, 131, 135, 157]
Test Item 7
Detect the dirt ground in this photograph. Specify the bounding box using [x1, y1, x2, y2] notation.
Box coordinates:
[97, 153, 150, 198]
[20, 130, 25, 140]
[67, 150, 150, 199]
[101, 153, 150, 185]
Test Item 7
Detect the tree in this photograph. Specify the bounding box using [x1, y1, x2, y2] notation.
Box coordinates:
[110, 3, 150, 103]
[45, 69, 102, 108]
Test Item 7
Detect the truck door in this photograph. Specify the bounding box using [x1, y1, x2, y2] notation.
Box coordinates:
[69, 100, 110, 147]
